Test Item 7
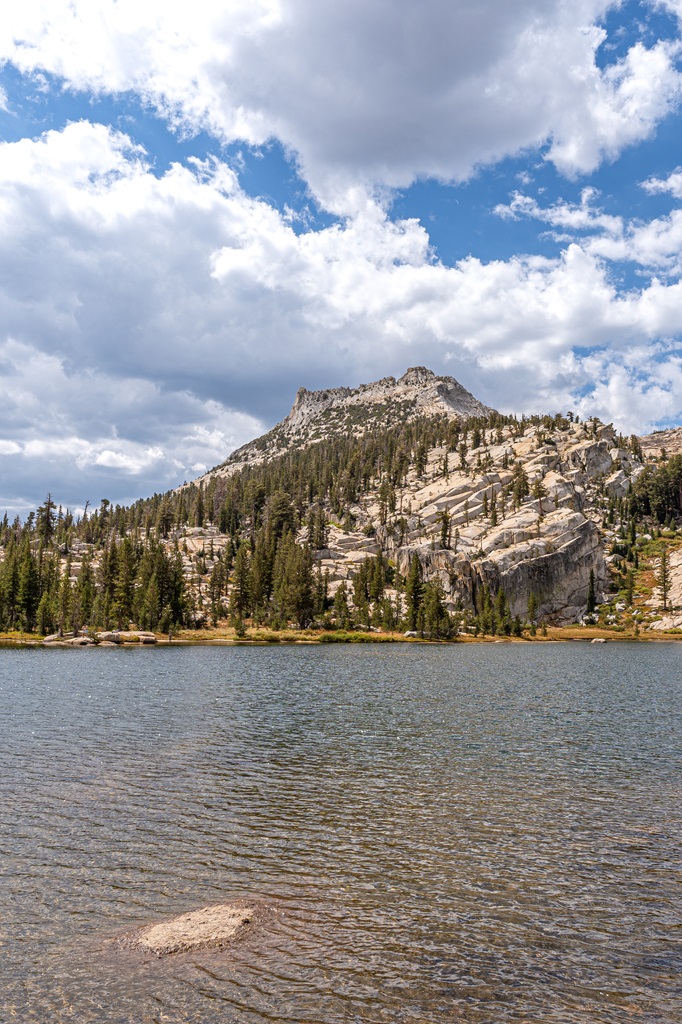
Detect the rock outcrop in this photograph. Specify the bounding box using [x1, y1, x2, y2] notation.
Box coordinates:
[122, 902, 256, 956]
[313, 419, 639, 623]
[639, 426, 682, 458]
[197, 367, 495, 484]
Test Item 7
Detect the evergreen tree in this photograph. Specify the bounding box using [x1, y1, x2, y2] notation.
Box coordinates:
[36, 493, 57, 546]
[657, 545, 672, 611]
[405, 554, 423, 630]
[436, 509, 451, 549]
[527, 591, 538, 633]
[230, 542, 252, 624]
[17, 545, 39, 631]
[422, 581, 450, 638]
[76, 550, 95, 626]
[586, 569, 596, 615]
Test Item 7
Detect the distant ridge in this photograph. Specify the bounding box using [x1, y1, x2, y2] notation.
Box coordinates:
[200, 367, 495, 483]
[639, 426, 682, 457]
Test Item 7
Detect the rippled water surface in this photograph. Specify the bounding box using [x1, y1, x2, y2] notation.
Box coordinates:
[1, 643, 680, 1023]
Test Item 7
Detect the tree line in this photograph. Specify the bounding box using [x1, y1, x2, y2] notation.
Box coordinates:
[0, 410, 677, 635]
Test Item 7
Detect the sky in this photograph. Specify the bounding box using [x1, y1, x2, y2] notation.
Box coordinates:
[1, 0, 682, 515]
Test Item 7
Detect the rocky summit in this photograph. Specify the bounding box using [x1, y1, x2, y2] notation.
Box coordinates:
[199, 367, 495, 482]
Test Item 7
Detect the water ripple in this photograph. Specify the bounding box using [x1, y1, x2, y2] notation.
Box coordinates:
[0, 643, 680, 1022]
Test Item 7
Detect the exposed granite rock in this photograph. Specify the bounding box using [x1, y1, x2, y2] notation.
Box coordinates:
[115, 631, 157, 644]
[196, 367, 495, 484]
[639, 426, 682, 458]
[394, 510, 606, 624]
[43, 632, 95, 646]
[123, 902, 256, 956]
[325, 423, 630, 624]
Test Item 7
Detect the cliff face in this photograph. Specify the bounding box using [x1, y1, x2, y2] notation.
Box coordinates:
[312, 418, 642, 624]
[283, 365, 494, 434]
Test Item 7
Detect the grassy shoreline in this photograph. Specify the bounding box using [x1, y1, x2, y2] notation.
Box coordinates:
[1, 625, 680, 647]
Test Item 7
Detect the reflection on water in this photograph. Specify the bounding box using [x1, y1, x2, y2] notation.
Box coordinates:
[0, 643, 680, 1023]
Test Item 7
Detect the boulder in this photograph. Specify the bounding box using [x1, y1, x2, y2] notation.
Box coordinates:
[96, 631, 122, 643]
[604, 468, 630, 498]
[124, 902, 256, 956]
[116, 631, 158, 644]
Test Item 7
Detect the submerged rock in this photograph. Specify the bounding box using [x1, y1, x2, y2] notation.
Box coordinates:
[124, 902, 256, 956]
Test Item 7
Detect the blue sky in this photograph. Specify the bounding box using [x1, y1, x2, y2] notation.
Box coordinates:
[1, 0, 682, 513]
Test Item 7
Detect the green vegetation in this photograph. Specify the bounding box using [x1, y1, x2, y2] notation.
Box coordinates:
[0, 406, 679, 639]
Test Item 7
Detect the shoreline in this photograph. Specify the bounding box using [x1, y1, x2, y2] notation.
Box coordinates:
[1, 626, 681, 648]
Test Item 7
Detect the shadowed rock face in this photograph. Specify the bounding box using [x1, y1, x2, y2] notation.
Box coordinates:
[126, 903, 255, 956]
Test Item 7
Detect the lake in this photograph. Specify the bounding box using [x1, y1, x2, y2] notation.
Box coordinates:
[1, 643, 680, 1023]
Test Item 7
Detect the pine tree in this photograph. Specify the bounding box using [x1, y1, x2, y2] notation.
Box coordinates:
[76, 550, 95, 626]
[527, 591, 538, 628]
[333, 582, 351, 629]
[405, 554, 423, 631]
[36, 591, 54, 636]
[586, 569, 596, 615]
[422, 581, 450, 638]
[36, 493, 57, 546]
[17, 546, 39, 631]
[436, 510, 451, 549]
[230, 542, 252, 624]
[657, 545, 672, 611]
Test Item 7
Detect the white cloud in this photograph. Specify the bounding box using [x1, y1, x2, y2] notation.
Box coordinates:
[495, 188, 623, 235]
[547, 38, 682, 178]
[0, 118, 680, 494]
[2, 2, 681, 209]
[0, 329, 264, 509]
[642, 166, 682, 197]
[495, 187, 682, 273]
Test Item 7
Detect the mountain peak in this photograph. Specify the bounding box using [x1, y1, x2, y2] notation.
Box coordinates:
[201, 367, 495, 483]
[398, 366, 437, 386]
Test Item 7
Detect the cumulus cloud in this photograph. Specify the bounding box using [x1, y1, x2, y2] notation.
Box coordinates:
[642, 166, 682, 197]
[546, 37, 682, 178]
[0, 119, 682, 515]
[494, 187, 624, 235]
[2, 2, 681, 208]
[0, 333, 264, 512]
[495, 186, 682, 273]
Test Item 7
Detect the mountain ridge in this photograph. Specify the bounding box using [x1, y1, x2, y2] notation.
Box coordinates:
[197, 366, 495, 485]
[2, 366, 681, 641]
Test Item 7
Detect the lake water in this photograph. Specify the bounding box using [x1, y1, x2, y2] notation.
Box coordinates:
[1, 642, 680, 1023]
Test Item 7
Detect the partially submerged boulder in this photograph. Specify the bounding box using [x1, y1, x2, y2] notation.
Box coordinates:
[124, 902, 256, 956]
[117, 631, 157, 644]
